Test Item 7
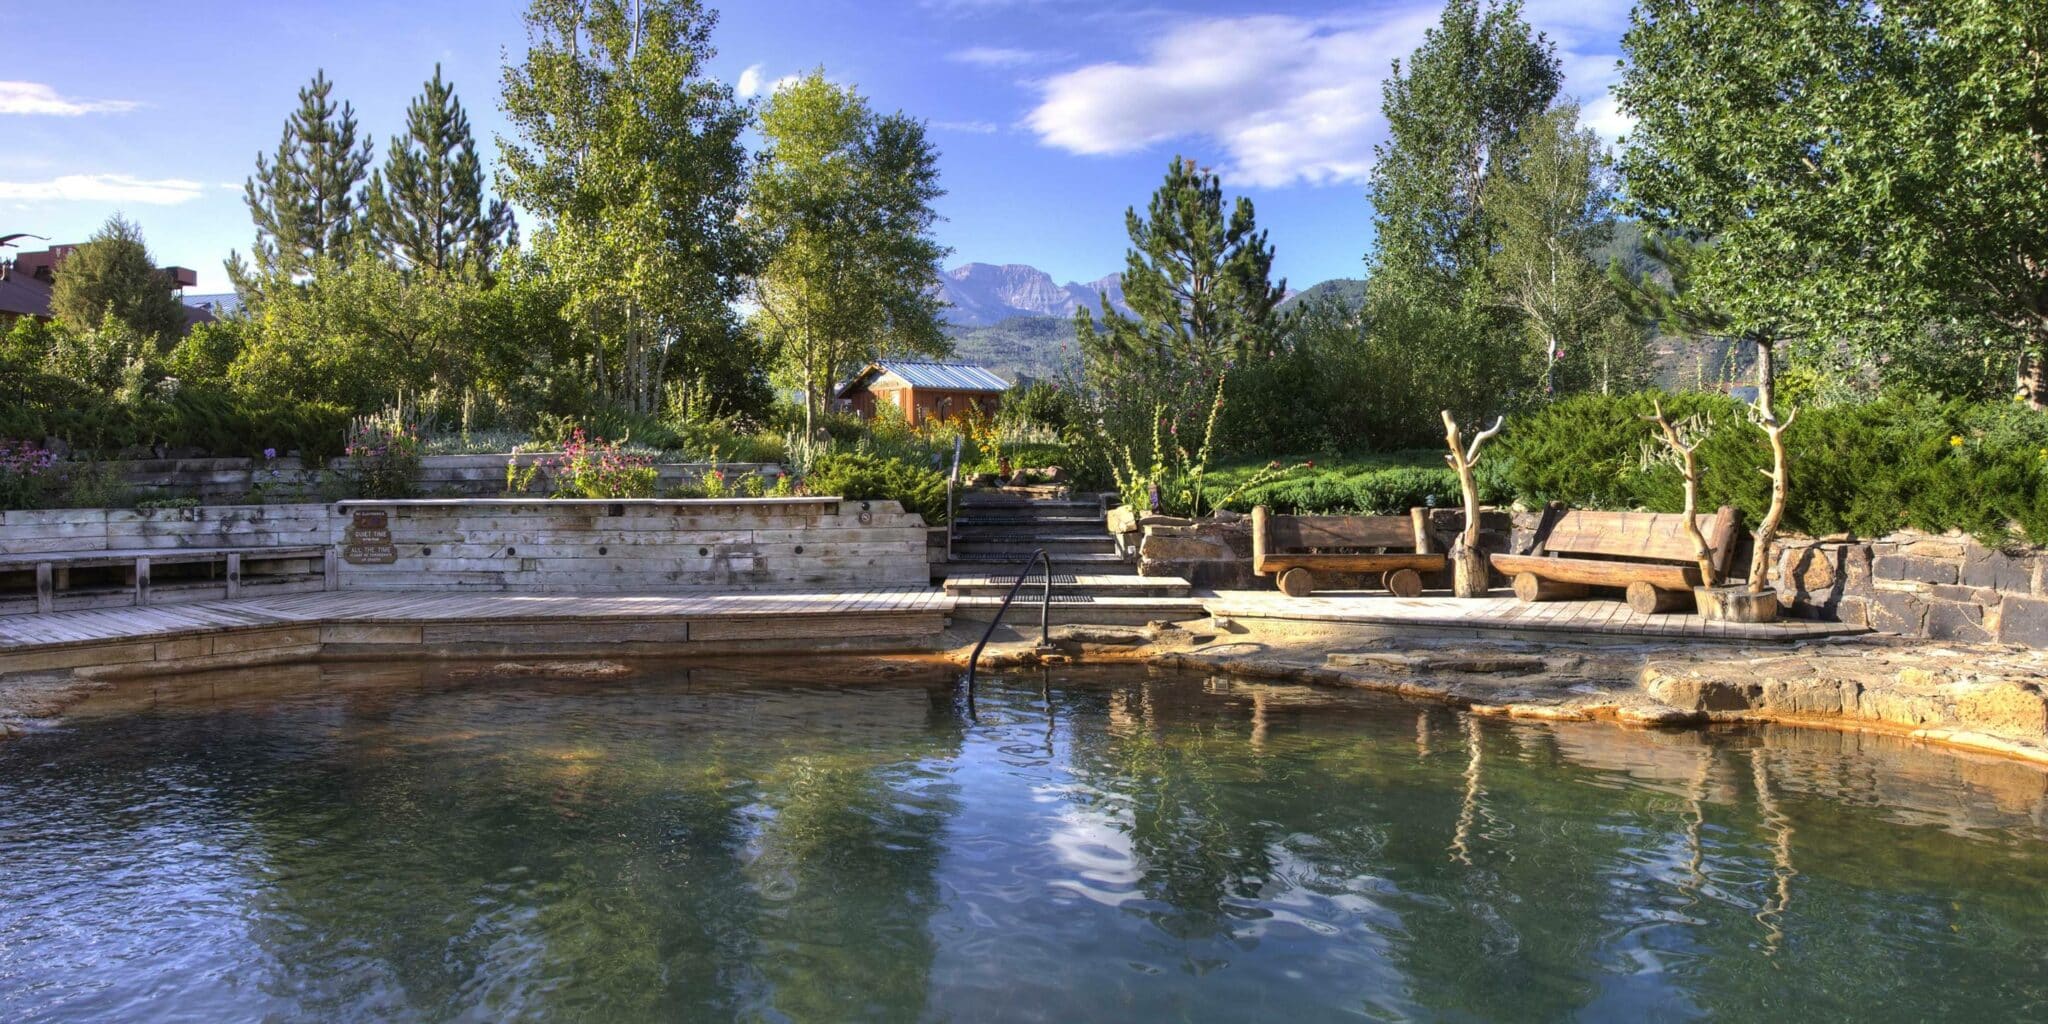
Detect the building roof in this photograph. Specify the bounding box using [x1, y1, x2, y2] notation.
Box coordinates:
[0, 269, 51, 319]
[838, 360, 1011, 397]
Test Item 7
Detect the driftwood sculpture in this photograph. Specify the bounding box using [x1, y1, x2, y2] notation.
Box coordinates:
[1441, 411, 1504, 598]
[1640, 400, 1721, 613]
[1698, 338, 1795, 623]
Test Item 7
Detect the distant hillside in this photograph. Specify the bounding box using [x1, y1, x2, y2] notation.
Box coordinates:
[945, 315, 1076, 382]
[1280, 278, 1365, 311]
[936, 262, 1130, 326]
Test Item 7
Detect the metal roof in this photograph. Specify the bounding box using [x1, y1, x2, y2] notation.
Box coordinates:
[849, 361, 1011, 394]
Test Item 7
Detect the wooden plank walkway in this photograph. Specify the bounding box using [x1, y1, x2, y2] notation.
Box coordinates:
[1206, 590, 1864, 644]
[0, 587, 955, 653]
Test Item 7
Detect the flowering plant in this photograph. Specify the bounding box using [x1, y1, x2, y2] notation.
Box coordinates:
[345, 414, 423, 499]
[0, 439, 58, 511]
[548, 429, 657, 499]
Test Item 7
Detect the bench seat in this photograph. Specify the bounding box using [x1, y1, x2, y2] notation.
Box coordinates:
[1489, 553, 1701, 592]
[1252, 506, 1441, 597]
[0, 545, 331, 615]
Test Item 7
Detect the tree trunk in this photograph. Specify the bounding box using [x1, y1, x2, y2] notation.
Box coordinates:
[1748, 337, 1794, 595]
[2024, 342, 2048, 411]
[1441, 410, 1503, 599]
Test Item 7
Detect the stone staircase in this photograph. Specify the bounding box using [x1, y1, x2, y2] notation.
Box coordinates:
[941, 490, 1207, 626]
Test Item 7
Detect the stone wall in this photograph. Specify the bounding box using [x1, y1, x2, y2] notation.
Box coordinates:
[1773, 532, 2048, 646]
[333, 497, 929, 591]
[78, 454, 781, 503]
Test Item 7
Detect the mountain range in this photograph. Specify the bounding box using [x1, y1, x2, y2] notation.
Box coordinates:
[935, 263, 1132, 326]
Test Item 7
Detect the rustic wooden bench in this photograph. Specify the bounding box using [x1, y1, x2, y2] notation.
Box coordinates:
[1251, 506, 1445, 597]
[0, 545, 330, 615]
[1489, 503, 1742, 613]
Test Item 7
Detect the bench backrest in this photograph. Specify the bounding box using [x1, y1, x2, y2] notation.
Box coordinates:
[1527, 504, 1741, 570]
[1253, 507, 1431, 555]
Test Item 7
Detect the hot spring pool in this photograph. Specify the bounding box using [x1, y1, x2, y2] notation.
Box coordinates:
[2, 663, 2045, 1021]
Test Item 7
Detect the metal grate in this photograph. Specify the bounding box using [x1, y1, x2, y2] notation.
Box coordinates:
[1046, 594, 1096, 603]
[988, 573, 1078, 585]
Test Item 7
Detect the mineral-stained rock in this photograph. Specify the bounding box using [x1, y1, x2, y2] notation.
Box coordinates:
[1953, 682, 2048, 740]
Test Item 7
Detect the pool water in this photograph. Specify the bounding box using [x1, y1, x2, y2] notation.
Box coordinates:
[3, 663, 2046, 1022]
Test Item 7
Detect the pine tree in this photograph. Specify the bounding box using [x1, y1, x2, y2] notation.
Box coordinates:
[232, 70, 372, 288]
[367, 65, 515, 276]
[50, 214, 188, 346]
[1077, 157, 1290, 372]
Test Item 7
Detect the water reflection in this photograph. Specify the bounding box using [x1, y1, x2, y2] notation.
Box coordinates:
[2, 663, 2045, 1022]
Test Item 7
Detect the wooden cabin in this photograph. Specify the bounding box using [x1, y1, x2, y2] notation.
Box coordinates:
[837, 361, 1010, 425]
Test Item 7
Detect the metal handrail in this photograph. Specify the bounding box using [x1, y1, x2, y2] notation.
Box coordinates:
[962, 548, 1054, 695]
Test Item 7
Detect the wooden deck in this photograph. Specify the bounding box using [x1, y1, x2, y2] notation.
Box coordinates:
[1206, 590, 1865, 643]
[0, 587, 957, 679]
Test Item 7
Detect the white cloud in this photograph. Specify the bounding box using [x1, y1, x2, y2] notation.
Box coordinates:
[0, 81, 139, 116]
[1024, 4, 1635, 188]
[736, 63, 766, 98]
[0, 174, 205, 204]
[947, 46, 1063, 68]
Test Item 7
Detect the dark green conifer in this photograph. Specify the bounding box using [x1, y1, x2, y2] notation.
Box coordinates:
[367, 65, 515, 276]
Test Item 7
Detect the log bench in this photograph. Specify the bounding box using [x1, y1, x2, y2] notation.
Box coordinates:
[0, 545, 330, 616]
[1252, 506, 1445, 597]
[1489, 503, 1741, 613]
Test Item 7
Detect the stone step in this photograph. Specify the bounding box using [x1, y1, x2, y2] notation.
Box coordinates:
[940, 553, 1138, 577]
[952, 513, 1105, 527]
[952, 525, 1113, 542]
[948, 594, 1210, 627]
[952, 539, 1119, 557]
[942, 573, 1191, 598]
[956, 495, 1101, 511]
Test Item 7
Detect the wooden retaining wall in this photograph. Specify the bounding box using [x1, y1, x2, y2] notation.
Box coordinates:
[333, 498, 929, 590]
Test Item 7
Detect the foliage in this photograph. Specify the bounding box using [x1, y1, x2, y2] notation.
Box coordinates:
[226, 248, 499, 413]
[365, 64, 515, 276]
[499, 0, 756, 414]
[546, 429, 658, 498]
[1075, 157, 1290, 374]
[749, 71, 951, 428]
[1499, 391, 2048, 545]
[234, 69, 373, 288]
[1482, 103, 1649, 396]
[344, 410, 423, 499]
[0, 439, 58, 511]
[49, 215, 189, 344]
[999, 379, 1082, 436]
[1106, 373, 1245, 518]
[1198, 451, 1509, 515]
[1365, 0, 1563, 427]
[802, 451, 947, 524]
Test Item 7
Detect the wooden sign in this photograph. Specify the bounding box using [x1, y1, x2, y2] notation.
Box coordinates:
[342, 510, 397, 565]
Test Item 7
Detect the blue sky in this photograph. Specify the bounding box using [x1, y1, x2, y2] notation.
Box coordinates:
[2, 0, 1634, 293]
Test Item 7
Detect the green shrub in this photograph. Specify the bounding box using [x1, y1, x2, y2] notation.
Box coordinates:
[804, 452, 948, 525]
[1498, 390, 2048, 545]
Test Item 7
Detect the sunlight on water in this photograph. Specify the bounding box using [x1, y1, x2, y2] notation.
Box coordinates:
[2, 663, 2046, 1022]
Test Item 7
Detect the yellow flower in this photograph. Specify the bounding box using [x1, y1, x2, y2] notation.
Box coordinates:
[1950, 435, 1965, 447]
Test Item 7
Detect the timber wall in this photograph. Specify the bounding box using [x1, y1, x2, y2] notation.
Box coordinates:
[331, 498, 930, 590]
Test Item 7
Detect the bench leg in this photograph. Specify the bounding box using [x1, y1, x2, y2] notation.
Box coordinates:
[225, 552, 241, 599]
[1625, 581, 1689, 615]
[1512, 572, 1588, 604]
[1277, 567, 1316, 598]
[1382, 568, 1424, 598]
[35, 562, 53, 614]
[135, 556, 151, 607]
